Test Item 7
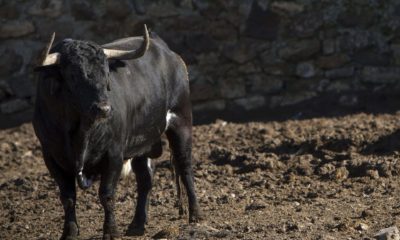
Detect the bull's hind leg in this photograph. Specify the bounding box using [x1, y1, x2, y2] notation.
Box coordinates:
[126, 156, 153, 236]
[43, 153, 79, 240]
[166, 112, 202, 223]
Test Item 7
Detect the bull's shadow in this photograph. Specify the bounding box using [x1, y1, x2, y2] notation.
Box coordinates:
[361, 129, 400, 156]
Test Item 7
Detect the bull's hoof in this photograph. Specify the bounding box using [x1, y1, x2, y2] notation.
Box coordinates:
[60, 222, 79, 240]
[125, 224, 145, 236]
[64, 237, 78, 240]
[189, 208, 204, 223]
[60, 237, 78, 240]
[102, 233, 121, 240]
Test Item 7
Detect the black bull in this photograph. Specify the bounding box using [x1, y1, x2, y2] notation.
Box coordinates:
[33, 26, 202, 239]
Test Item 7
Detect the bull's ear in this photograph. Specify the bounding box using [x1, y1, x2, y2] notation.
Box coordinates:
[34, 66, 61, 95]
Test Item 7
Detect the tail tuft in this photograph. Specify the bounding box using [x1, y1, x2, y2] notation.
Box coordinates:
[121, 158, 132, 178]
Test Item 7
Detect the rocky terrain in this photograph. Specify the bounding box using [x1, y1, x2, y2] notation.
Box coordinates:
[2, 112, 400, 239]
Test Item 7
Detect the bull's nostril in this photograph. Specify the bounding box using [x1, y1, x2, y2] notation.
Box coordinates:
[93, 103, 111, 119]
[99, 104, 111, 114]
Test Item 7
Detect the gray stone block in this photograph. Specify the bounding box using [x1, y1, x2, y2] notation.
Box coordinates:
[374, 226, 400, 240]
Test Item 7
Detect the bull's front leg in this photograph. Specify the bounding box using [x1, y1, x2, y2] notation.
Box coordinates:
[42, 152, 79, 240]
[99, 155, 123, 240]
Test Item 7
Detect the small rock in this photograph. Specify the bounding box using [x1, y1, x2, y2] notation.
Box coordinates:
[0, 50, 23, 76]
[105, 0, 133, 19]
[284, 221, 300, 232]
[279, 38, 320, 61]
[306, 192, 318, 199]
[190, 81, 220, 101]
[270, 92, 316, 107]
[362, 67, 400, 84]
[374, 226, 400, 240]
[271, 1, 304, 16]
[222, 41, 258, 64]
[316, 79, 330, 92]
[246, 75, 284, 94]
[334, 167, 349, 181]
[8, 77, 35, 98]
[318, 235, 336, 240]
[14, 178, 25, 186]
[296, 62, 316, 78]
[292, 12, 323, 38]
[318, 163, 336, 176]
[354, 50, 390, 66]
[356, 222, 369, 231]
[153, 226, 180, 239]
[245, 201, 266, 211]
[28, 0, 62, 18]
[0, 2, 19, 19]
[233, 95, 266, 111]
[323, 39, 336, 55]
[0, 20, 35, 38]
[317, 54, 349, 69]
[325, 67, 355, 79]
[367, 169, 380, 179]
[0, 142, 12, 153]
[339, 95, 358, 107]
[361, 209, 373, 218]
[219, 78, 246, 99]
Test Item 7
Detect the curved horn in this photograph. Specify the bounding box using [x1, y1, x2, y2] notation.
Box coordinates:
[103, 24, 150, 60]
[40, 32, 60, 66]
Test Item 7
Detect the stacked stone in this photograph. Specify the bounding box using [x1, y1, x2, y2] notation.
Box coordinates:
[1, 0, 400, 115]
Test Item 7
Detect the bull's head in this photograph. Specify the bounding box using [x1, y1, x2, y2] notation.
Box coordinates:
[36, 25, 149, 125]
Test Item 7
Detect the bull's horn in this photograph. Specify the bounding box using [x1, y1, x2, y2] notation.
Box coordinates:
[103, 24, 150, 60]
[40, 32, 60, 66]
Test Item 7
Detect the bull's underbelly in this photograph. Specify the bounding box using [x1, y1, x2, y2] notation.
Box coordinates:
[123, 125, 165, 159]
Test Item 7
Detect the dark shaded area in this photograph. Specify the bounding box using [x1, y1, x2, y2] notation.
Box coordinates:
[245, 0, 280, 40]
[0, 109, 33, 129]
[193, 90, 400, 125]
[2, 90, 400, 129]
[362, 129, 400, 156]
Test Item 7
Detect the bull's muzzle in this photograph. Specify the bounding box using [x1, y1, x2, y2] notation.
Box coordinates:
[90, 102, 112, 120]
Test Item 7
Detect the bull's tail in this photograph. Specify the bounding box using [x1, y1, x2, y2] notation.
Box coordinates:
[121, 158, 133, 178]
[170, 154, 187, 216]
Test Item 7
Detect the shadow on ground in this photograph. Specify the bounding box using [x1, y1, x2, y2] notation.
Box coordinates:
[194, 90, 400, 125]
[1, 90, 400, 130]
[362, 129, 400, 156]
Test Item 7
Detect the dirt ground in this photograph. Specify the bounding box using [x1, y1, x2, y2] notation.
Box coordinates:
[2, 112, 400, 239]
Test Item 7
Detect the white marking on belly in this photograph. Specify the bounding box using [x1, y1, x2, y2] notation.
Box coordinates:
[165, 110, 177, 130]
[121, 158, 132, 178]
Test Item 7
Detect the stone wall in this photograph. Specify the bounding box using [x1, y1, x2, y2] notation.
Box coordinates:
[1, 0, 400, 117]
